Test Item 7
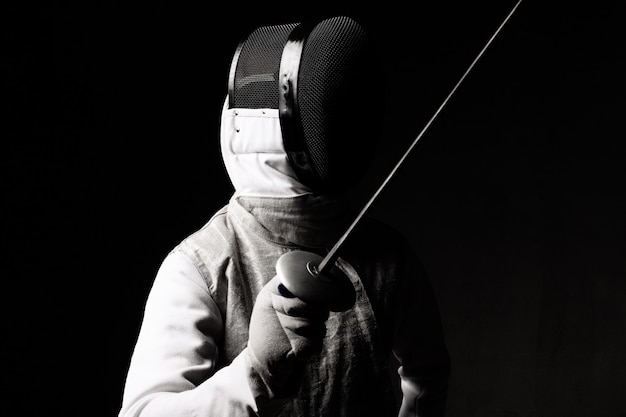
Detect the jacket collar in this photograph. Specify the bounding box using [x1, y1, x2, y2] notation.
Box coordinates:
[229, 194, 351, 250]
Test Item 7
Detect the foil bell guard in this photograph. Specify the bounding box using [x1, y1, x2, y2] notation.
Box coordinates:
[276, 250, 356, 312]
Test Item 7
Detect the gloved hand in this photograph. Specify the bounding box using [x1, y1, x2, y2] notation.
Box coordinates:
[246, 275, 330, 412]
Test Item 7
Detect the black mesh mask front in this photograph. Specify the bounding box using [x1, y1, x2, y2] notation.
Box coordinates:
[228, 16, 383, 193]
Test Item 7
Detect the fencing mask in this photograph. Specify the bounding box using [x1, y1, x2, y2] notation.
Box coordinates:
[227, 15, 383, 193]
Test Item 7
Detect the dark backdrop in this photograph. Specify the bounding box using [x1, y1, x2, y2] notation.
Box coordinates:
[4, 1, 625, 416]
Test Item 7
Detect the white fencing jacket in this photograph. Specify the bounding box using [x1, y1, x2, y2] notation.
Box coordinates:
[118, 104, 450, 417]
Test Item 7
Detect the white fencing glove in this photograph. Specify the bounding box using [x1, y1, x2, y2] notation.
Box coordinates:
[246, 275, 330, 413]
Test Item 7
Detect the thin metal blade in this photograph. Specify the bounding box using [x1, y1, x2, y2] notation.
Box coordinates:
[318, 0, 523, 274]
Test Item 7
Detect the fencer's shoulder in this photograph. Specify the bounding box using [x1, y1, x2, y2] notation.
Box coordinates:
[165, 204, 239, 296]
[171, 205, 235, 267]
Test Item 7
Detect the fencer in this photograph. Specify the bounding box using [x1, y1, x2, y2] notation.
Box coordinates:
[118, 15, 451, 417]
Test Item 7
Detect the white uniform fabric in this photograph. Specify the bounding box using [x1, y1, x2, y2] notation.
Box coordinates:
[220, 99, 312, 198]
[117, 99, 450, 417]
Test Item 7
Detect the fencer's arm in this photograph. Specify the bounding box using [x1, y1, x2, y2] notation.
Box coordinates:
[393, 257, 451, 417]
[118, 251, 259, 417]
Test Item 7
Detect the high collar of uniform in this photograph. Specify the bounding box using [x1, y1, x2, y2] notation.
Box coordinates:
[229, 194, 351, 250]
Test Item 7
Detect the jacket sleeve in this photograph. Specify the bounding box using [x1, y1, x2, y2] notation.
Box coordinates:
[118, 250, 259, 417]
[392, 251, 451, 417]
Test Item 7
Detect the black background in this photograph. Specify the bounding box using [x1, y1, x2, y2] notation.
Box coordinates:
[4, 1, 625, 416]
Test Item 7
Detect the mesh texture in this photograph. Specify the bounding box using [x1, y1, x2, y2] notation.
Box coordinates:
[230, 16, 382, 190]
[232, 23, 297, 109]
[298, 16, 375, 182]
